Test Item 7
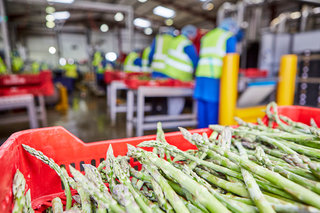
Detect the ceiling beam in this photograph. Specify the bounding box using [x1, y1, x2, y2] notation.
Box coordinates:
[151, 0, 216, 23]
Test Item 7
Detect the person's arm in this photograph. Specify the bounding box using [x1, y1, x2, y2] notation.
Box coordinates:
[148, 39, 156, 66]
[134, 58, 142, 66]
[226, 36, 237, 53]
[184, 44, 199, 70]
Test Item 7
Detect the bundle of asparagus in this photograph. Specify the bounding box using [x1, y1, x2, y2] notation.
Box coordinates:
[15, 102, 320, 213]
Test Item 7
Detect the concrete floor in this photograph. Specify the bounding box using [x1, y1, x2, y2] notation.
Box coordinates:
[0, 93, 166, 145]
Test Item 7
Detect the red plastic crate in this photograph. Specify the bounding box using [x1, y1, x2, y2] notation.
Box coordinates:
[0, 71, 54, 96]
[239, 68, 268, 78]
[104, 71, 150, 84]
[0, 106, 320, 212]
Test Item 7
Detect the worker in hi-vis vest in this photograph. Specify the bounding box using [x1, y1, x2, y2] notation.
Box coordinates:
[0, 57, 7, 74]
[194, 18, 239, 127]
[141, 46, 151, 72]
[149, 27, 175, 78]
[123, 51, 141, 72]
[164, 25, 198, 82]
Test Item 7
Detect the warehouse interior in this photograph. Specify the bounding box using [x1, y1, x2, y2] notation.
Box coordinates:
[0, 0, 320, 144]
[3, 0, 320, 212]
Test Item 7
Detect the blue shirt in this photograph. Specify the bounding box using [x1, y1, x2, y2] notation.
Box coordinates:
[194, 33, 237, 102]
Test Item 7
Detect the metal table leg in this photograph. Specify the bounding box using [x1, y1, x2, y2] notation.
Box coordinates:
[110, 83, 117, 126]
[38, 95, 47, 127]
[106, 84, 111, 107]
[126, 90, 134, 137]
[136, 88, 145, 136]
[27, 97, 38, 129]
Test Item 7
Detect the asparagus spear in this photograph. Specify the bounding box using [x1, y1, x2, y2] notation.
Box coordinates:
[69, 165, 125, 213]
[61, 167, 92, 213]
[23, 189, 34, 213]
[112, 184, 143, 213]
[107, 145, 154, 213]
[235, 141, 275, 213]
[202, 129, 320, 209]
[143, 163, 188, 213]
[52, 197, 63, 213]
[22, 144, 72, 210]
[12, 169, 26, 213]
[129, 144, 231, 213]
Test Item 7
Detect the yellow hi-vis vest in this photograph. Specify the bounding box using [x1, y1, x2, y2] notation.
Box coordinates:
[32, 62, 40, 74]
[151, 34, 173, 74]
[124, 52, 141, 73]
[196, 28, 232, 79]
[0, 57, 6, 74]
[163, 35, 193, 82]
[142, 46, 151, 72]
[93, 52, 105, 74]
[64, 64, 78, 79]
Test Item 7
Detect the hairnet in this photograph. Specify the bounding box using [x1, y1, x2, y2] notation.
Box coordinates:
[181, 25, 197, 40]
[219, 18, 239, 35]
[159, 26, 175, 36]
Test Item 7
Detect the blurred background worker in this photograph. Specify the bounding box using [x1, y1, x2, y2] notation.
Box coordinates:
[164, 25, 199, 82]
[164, 25, 199, 115]
[149, 27, 175, 78]
[0, 56, 7, 75]
[31, 61, 40, 74]
[141, 46, 151, 72]
[194, 18, 239, 128]
[123, 50, 141, 72]
[11, 52, 24, 73]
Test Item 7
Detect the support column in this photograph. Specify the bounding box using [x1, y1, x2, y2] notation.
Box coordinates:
[0, 0, 11, 73]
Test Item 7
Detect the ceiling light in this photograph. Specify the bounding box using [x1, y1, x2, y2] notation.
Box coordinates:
[52, 11, 70, 20]
[105, 52, 117, 62]
[313, 7, 320, 14]
[290, 11, 301, 19]
[46, 6, 55, 14]
[68, 58, 74, 64]
[114, 12, 124, 22]
[153, 6, 175, 18]
[133, 18, 151, 28]
[48, 46, 56, 54]
[46, 21, 55, 28]
[203, 2, 214, 11]
[165, 19, 173, 26]
[47, 0, 74, 3]
[138, 0, 148, 2]
[144, 27, 153, 35]
[100, 24, 109, 32]
[59, 58, 66, 66]
[46, 14, 55, 22]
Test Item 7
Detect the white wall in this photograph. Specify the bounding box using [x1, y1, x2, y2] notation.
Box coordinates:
[21, 29, 152, 67]
[25, 35, 58, 66]
[59, 33, 88, 62]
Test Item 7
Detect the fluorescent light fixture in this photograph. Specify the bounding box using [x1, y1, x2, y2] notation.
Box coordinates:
[46, 14, 55, 22]
[46, 6, 55, 14]
[46, 21, 55, 28]
[52, 11, 70, 20]
[59, 58, 66, 66]
[144, 27, 153, 35]
[290, 11, 301, 19]
[114, 12, 124, 22]
[68, 58, 74, 64]
[48, 46, 56, 54]
[153, 6, 175, 18]
[203, 2, 214, 11]
[100, 24, 109, 32]
[47, 0, 74, 4]
[105, 52, 117, 62]
[138, 0, 147, 2]
[165, 19, 173, 26]
[133, 18, 151, 28]
[313, 7, 320, 14]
